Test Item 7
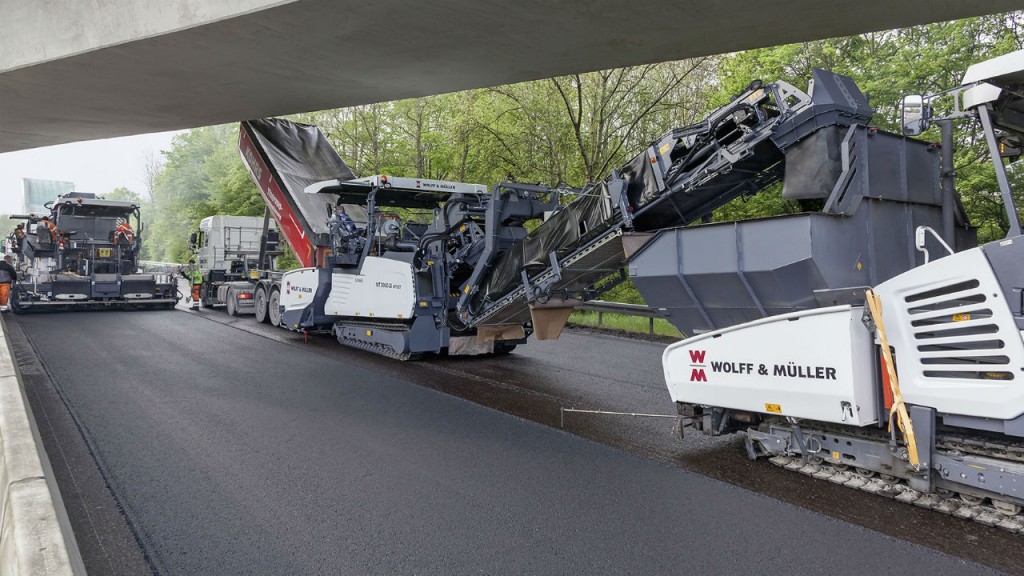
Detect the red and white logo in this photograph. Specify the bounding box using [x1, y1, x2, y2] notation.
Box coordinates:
[688, 349, 707, 382]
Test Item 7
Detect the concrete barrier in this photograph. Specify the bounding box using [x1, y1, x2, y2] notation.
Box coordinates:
[0, 317, 85, 575]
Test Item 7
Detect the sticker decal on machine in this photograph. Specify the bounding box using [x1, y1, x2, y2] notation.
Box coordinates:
[687, 349, 707, 382]
[687, 348, 838, 382]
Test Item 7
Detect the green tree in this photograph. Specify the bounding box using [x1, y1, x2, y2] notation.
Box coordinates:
[103, 186, 142, 204]
[146, 125, 261, 262]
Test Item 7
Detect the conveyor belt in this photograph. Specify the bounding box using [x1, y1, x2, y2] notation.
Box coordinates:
[471, 229, 626, 327]
[465, 69, 877, 329]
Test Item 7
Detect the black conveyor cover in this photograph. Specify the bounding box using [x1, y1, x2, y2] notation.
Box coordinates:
[479, 184, 614, 305]
[244, 118, 355, 236]
[472, 69, 874, 309]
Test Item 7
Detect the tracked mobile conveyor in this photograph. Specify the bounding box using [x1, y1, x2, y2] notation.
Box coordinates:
[240, 68, 968, 361]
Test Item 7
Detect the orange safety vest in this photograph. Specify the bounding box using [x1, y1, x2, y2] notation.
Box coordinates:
[115, 222, 135, 245]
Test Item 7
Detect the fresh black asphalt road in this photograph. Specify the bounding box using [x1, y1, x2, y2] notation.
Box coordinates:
[12, 310, 998, 575]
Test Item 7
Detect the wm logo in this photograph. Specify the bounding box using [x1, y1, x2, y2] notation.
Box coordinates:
[688, 349, 707, 382]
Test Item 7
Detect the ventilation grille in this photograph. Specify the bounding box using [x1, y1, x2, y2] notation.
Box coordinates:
[904, 279, 1014, 381]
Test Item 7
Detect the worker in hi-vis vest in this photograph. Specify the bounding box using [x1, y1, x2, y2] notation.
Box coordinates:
[184, 259, 203, 310]
[114, 218, 135, 246]
[0, 255, 17, 311]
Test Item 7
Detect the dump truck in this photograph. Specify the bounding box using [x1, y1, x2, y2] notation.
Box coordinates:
[188, 214, 282, 317]
[664, 49, 1024, 532]
[9, 192, 176, 311]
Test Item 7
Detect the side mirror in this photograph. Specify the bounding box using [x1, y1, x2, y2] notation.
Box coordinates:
[188, 231, 198, 249]
[326, 203, 333, 219]
[902, 95, 931, 136]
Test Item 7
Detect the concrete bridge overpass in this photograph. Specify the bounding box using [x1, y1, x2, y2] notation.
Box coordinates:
[2, 0, 1023, 153]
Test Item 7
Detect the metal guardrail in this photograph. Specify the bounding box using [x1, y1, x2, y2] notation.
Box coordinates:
[576, 300, 672, 335]
[138, 260, 183, 274]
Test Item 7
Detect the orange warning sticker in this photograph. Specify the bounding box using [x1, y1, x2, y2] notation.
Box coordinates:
[765, 403, 782, 414]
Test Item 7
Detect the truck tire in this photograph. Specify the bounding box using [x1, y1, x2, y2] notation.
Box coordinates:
[254, 286, 269, 324]
[268, 287, 282, 328]
[226, 290, 238, 316]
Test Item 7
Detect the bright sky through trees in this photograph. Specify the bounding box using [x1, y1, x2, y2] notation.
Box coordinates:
[0, 130, 182, 213]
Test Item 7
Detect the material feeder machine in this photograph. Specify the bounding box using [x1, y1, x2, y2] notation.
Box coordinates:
[240, 65, 967, 362]
[10, 192, 176, 311]
[663, 50, 1024, 532]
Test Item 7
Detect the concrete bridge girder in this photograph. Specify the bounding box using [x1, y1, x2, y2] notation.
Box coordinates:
[1, 0, 1022, 152]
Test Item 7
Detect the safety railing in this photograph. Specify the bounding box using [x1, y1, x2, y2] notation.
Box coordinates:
[575, 300, 673, 335]
[138, 260, 183, 274]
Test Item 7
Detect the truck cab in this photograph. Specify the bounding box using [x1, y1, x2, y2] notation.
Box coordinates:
[189, 214, 279, 315]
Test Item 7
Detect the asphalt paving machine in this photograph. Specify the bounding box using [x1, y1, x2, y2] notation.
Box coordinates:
[9, 192, 177, 311]
[241, 67, 968, 360]
[664, 50, 1024, 531]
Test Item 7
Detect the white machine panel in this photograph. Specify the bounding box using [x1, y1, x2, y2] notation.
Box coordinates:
[873, 245, 1024, 420]
[305, 175, 488, 196]
[325, 257, 416, 320]
[280, 268, 320, 314]
[664, 306, 878, 426]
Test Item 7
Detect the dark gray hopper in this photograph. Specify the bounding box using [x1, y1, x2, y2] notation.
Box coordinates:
[629, 126, 975, 336]
[630, 125, 974, 332]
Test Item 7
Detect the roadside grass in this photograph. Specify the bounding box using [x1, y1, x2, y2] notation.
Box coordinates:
[569, 310, 682, 338]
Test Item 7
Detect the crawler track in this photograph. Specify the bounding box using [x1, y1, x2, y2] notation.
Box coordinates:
[769, 444, 1024, 534]
[333, 319, 421, 361]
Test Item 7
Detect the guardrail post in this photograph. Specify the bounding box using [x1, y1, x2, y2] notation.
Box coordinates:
[598, 311, 604, 326]
[649, 317, 655, 335]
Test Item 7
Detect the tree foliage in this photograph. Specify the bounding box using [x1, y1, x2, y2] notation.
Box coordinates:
[143, 126, 261, 262]
[102, 186, 142, 204]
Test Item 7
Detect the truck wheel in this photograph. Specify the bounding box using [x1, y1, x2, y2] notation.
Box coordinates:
[226, 290, 238, 316]
[254, 286, 269, 323]
[268, 288, 282, 328]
